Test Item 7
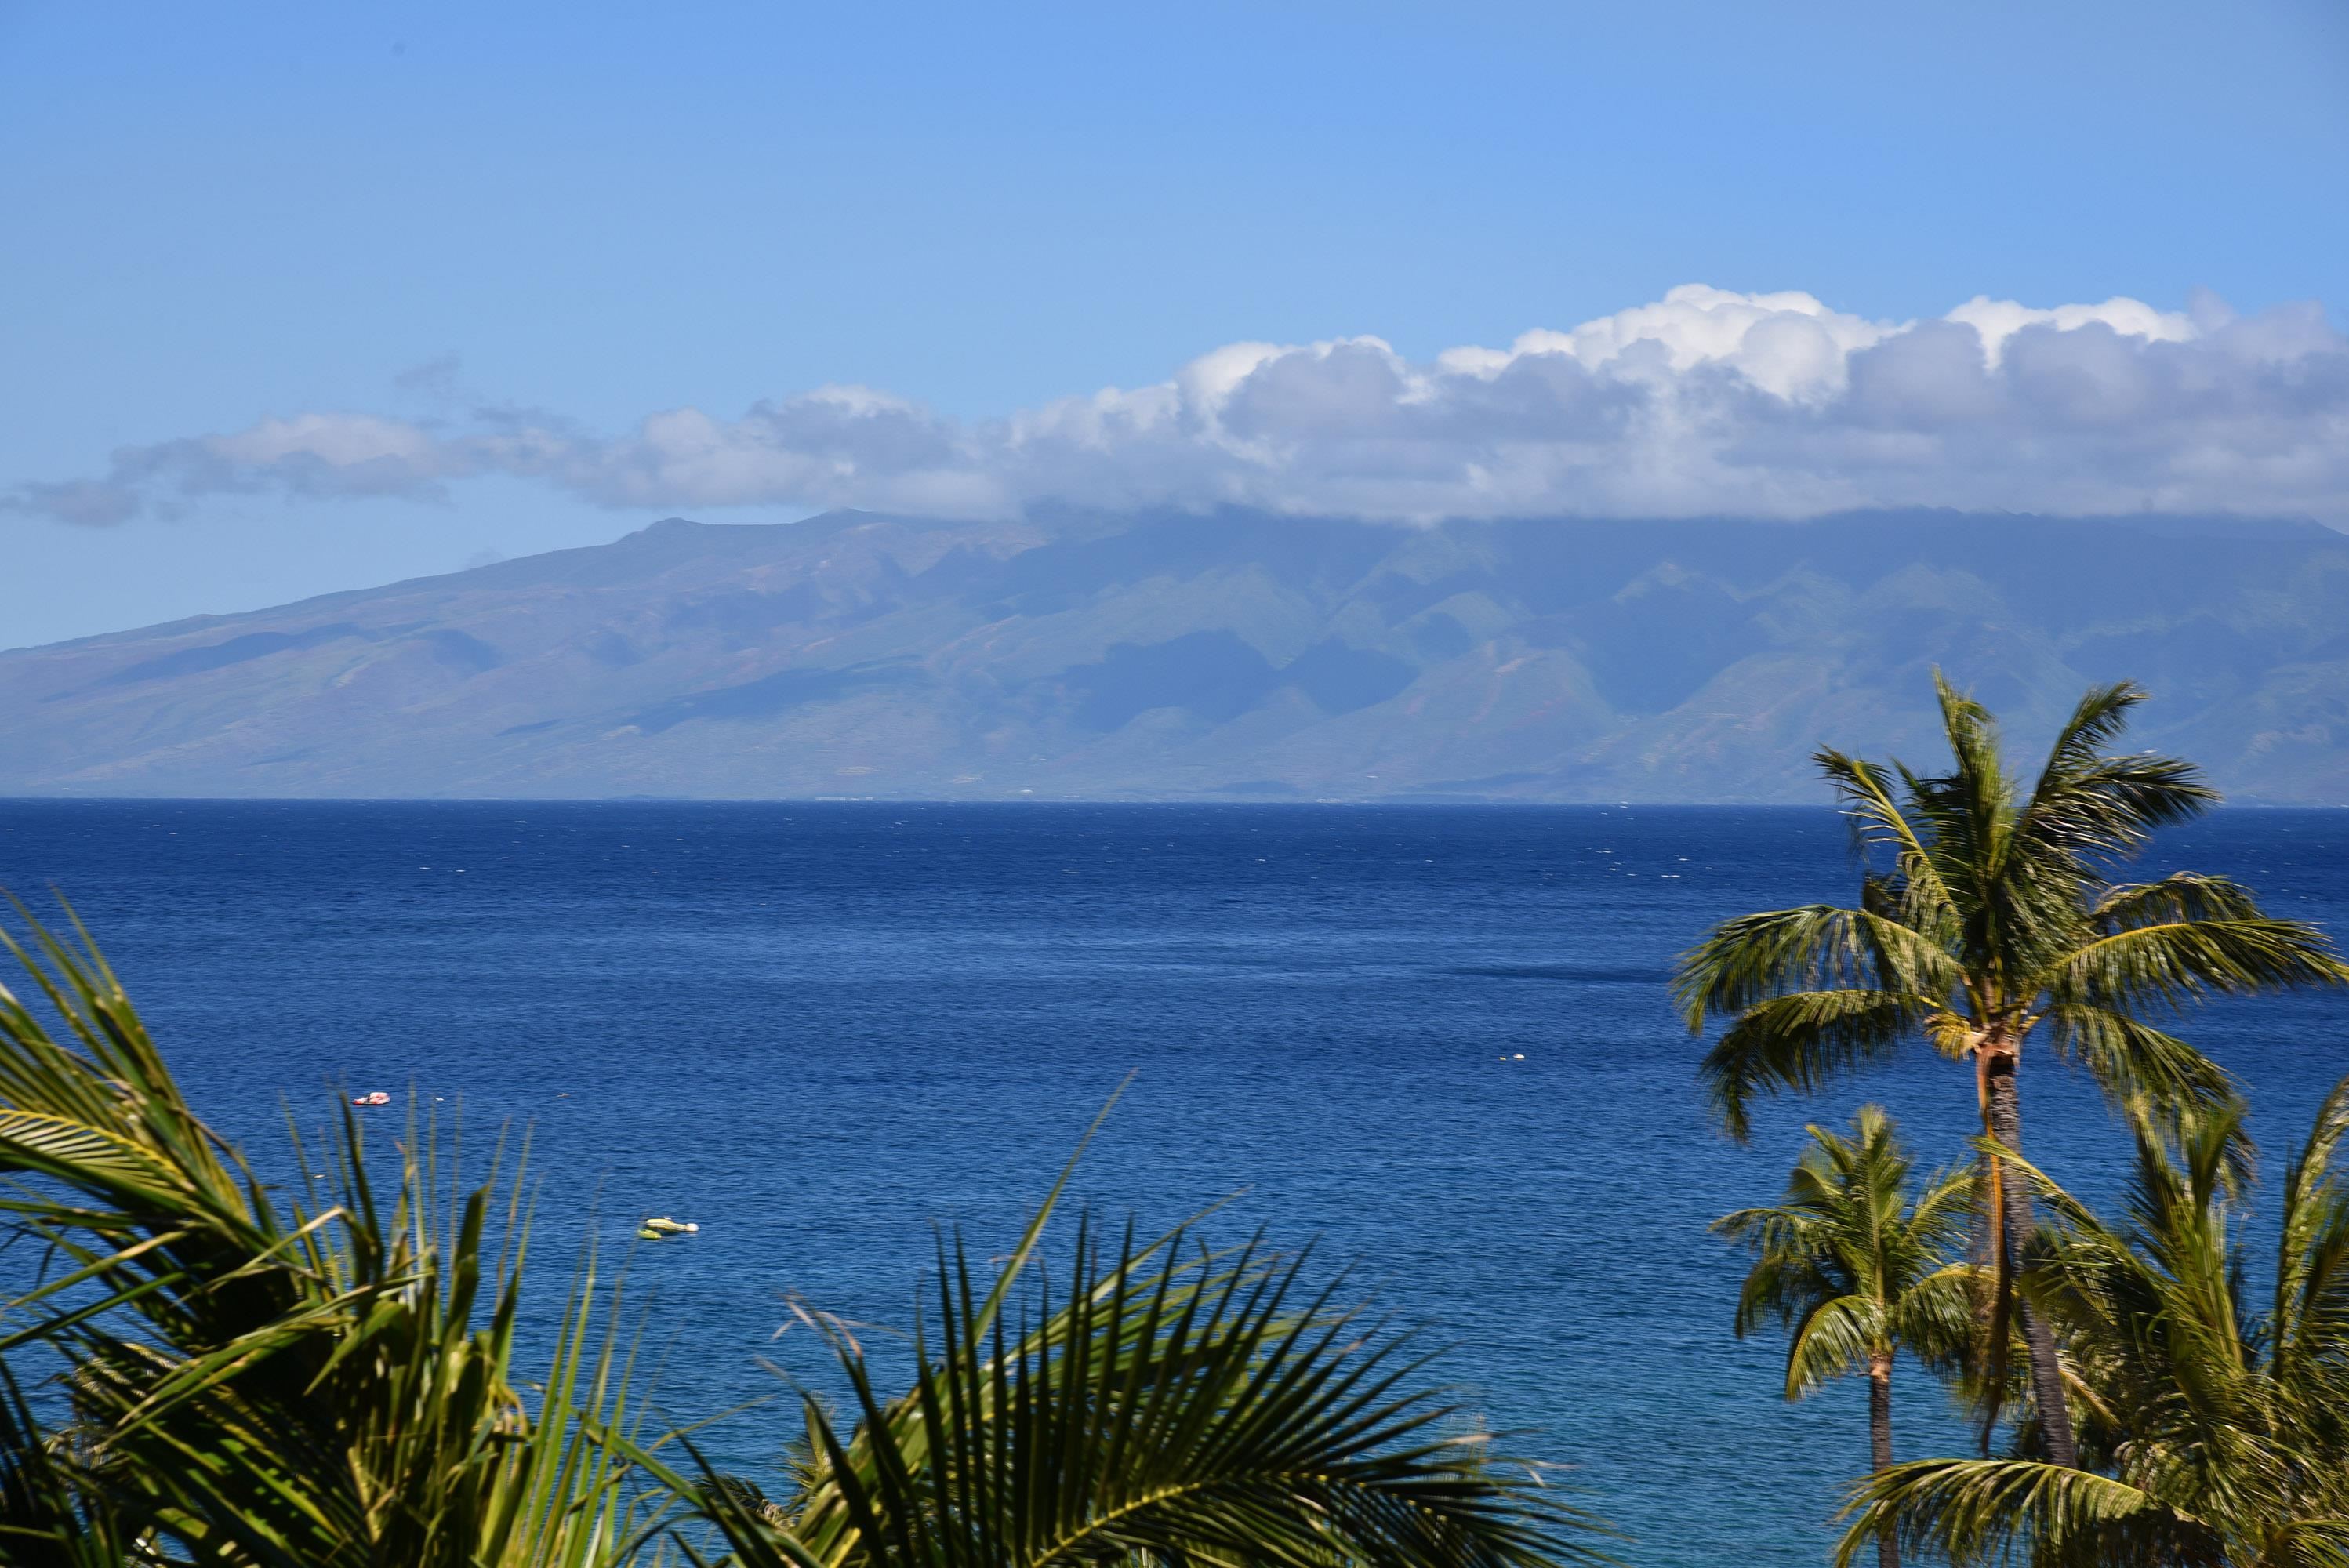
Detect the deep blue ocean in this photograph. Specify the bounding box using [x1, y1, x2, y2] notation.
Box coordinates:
[1, 800, 2344, 1565]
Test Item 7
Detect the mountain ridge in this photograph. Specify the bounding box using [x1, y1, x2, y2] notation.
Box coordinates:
[3, 508, 2345, 804]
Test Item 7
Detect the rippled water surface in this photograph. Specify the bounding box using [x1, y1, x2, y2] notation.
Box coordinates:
[2, 800, 2344, 1565]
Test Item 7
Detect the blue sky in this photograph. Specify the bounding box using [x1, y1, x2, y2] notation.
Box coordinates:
[5, 1, 2347, 648]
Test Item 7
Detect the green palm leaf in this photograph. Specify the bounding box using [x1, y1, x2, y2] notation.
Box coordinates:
[1673, 906, 1961, 1029]
[690, 1217, 1614, 1568]
[1835, 1457, 2216, 1568]
[2048, 919, 2349, 1014]
[2093, 873, 2267, 929]
[2274, 1074, 2349, 1393]
[1697, 992, 1946, 1142]
[0, 1364, 145, 1568]
[0, 899, 681, 1568]
[2037, 1004, 2237, 1125]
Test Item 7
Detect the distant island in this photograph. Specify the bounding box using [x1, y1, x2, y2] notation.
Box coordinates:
[2, 508, 2344, 804]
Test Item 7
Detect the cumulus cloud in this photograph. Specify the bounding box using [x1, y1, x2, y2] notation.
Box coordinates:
[10, 285, 2347, 526]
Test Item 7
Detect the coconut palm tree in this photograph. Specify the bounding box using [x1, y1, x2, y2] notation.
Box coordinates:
[1835, 1074, 2349, 1567]
[1715, 1106, 1976, 1568]
[1674, 674, 2349, 1468]
[0, 902, 1611, 1568]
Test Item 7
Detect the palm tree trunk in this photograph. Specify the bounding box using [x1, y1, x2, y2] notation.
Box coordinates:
[1869, 1352, 1898, 1568]
[1983, 1051, 2079, 1468]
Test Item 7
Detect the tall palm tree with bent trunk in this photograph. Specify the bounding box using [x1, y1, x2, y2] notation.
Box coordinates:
[1676, 674, 2349, 1468]
[1715, 1106, 1976, 1568]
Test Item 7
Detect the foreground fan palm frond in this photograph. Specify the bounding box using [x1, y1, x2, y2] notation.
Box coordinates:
[676, 1213, 1617, 1568]
[1715, 1107, 1977, 1568]
[0, 902, 680, 1567]
[1674, 673, 2349, 1466]
[1834, 1073, 2349, 1568]
[0, 901, 1612, 1568]
[0, 1361, 142, 1566]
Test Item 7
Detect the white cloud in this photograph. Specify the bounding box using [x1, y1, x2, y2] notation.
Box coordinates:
[12, 285, 2347, 527]
[1942, 294, 2196, 368]
[1441, 284, 1896, 399]
[211, 412, 436, 468]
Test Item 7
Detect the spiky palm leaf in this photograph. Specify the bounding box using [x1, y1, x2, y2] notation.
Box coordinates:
[0, 900, 681, 1567]
[677, 1212, 1614, 1568]
[0, 1362, 153, 1567]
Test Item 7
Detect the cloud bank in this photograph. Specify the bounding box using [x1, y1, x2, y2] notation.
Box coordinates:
[14, 285, 2349, 525]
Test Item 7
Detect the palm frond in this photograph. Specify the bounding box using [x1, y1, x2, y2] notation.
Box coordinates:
[1834, 1457, 2216, 1568]
[1813, 750, 1962, 943]
[1888, 1264, 1984, 1378]
[0, 898, 680, 1568]
[2275, 1073, 2349, 1392]
[2094, 873, 2267, 930]
[1780, 1294, 1881, 1399]
[2039, 1004, 2242, 1127]
[0, 1364, 143, 1568]
[2012, 683, 2216, 866]
[2049, 919, 2349, 1014]
[1944, 1087, 2349, 1552]
[1897, 673, 2013, 938]
[1673, 905, 1959, 1031]
[692, 1219, 1617, 1568]
[1698, 991, 1943, 1142]
[6, 898, 1610, 1568]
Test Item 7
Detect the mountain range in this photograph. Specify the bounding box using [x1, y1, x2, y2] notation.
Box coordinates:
[2, 509, 2345, 803]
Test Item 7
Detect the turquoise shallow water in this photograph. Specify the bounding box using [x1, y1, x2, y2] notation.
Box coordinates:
[2, 800, 2344, 1565]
